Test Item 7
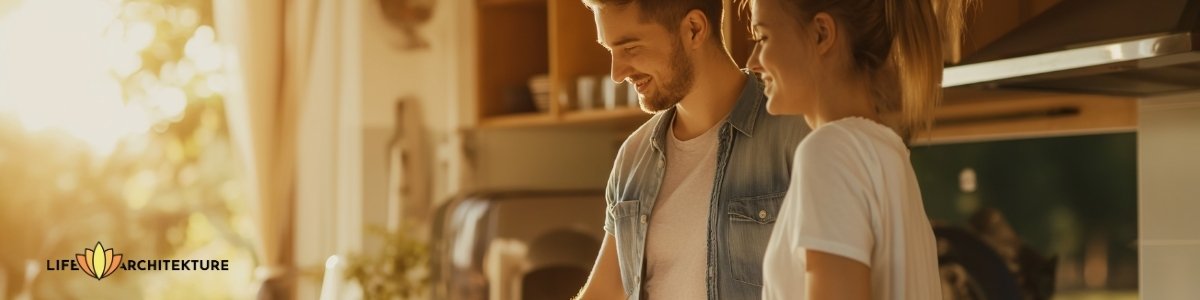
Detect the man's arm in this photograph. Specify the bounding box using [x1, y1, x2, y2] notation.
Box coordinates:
[574, 233, 624, 300]
[806, 249, 871, 300]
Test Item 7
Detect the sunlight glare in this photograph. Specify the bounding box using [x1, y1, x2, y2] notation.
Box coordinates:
[0, 0, 148, 156]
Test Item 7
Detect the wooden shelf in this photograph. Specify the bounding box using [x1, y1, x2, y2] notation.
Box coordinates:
[478, 112, 557, 128]
[561, 107, 651, 125]
[478, 107, 651, 129]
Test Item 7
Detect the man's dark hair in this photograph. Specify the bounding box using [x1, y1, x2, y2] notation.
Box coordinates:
[583, 0, 725, 46]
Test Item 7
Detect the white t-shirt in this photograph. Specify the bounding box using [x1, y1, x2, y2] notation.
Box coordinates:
[762, 117, 942, 300]
[643, 118, 720, 299]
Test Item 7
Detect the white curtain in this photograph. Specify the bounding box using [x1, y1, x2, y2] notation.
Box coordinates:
[213, 0, 327, 298]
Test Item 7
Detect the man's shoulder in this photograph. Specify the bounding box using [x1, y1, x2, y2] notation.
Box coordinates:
[616, 111, 666, 158]
[606, 112, 665, 192]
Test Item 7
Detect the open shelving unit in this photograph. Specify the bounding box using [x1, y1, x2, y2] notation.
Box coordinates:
[474, 0, 755, 129]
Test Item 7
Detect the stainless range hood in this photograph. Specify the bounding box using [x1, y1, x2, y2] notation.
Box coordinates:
[943, 0, 1200, 97]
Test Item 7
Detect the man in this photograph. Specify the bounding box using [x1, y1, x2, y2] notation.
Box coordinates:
[574, 1, 809, 299]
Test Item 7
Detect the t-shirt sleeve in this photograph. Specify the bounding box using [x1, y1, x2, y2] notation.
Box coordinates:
[785, 127, 876, 266]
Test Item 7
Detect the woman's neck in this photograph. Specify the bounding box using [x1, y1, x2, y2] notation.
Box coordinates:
[809, 78, 880, 129]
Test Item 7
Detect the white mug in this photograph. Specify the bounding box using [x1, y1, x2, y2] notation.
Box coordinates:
[602, 75, 618, 110]
[576, 76, 598, 111]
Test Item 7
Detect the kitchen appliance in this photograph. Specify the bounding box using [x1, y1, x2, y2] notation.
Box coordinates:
[429, 191, 606, 300]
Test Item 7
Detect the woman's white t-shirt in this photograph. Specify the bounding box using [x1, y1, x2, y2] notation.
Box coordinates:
[762, 117, 942, 300]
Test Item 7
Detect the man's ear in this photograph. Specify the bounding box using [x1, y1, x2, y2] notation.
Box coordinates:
[812, 12, 838, 55]
[680, 9, 710, 49]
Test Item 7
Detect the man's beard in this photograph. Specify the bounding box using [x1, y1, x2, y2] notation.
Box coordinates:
[638, 39, 695, 113]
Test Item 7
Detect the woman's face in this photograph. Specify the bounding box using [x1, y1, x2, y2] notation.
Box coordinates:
[746, 0, 825, 116]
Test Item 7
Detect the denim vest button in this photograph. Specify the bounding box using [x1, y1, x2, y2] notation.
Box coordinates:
[640, 214, 647, 224]
[758, 209, 768, 219]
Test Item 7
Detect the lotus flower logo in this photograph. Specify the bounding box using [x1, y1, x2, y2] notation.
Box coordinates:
[76, 242, 123, 280]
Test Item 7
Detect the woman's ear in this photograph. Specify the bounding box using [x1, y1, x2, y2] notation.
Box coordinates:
[811, 12, 838, 55]
[680, 9, 710, 49]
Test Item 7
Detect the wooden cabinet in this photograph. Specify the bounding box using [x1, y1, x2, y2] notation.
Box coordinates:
[958, 0, 1065, 62]
[924, 89, 1136, 144]
[475, 1, 552, 127]
[474, 0, 755, 128]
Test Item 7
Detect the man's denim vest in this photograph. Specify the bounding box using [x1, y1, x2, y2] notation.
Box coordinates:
[603, 73, 810, 299]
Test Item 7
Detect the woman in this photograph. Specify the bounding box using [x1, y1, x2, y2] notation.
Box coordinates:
[744, 0, 970, 298]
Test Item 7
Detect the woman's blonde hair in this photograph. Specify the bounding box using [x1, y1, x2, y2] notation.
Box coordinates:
[762, 0, 972, 140]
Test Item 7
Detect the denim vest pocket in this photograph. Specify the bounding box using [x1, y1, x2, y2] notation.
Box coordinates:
[726, 192, 785, 287]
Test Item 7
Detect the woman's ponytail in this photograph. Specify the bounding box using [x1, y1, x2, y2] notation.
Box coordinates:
[884, 0, 973, 140]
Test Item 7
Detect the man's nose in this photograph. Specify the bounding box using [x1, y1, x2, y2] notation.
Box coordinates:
[610, 57, 632, 83]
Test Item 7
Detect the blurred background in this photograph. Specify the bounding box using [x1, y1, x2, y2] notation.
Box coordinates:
[1, 0, 1199, 299]
[0, 0, 253, 298]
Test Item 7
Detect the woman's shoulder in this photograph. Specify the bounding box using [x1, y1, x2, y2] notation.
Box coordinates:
[797, 117, 869, 150]
[794, 117, 904, 167]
